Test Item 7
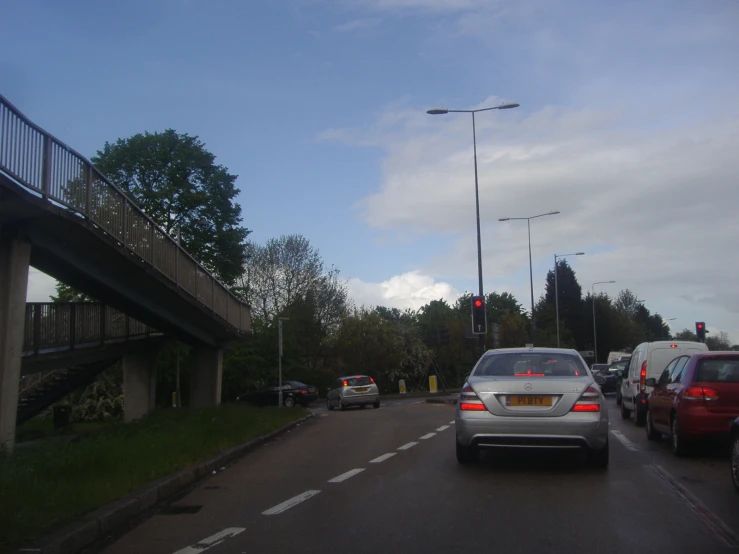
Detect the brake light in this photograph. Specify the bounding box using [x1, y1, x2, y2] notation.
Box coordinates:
[370, 377, 375, 383]
[459, 383, 486, 411]
[514, 371, 546, 376]
[299, 389, 308, 394]
[343, 380, 348, 387]
[571, 385, 601, 413]
[639, 361, 647, 392]
[683, 386, 719, 401]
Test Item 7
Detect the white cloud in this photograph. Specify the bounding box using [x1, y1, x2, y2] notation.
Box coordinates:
[26, 268, 57, 302]
[334, 17, 382, 32]
[347, 270, 461, 310]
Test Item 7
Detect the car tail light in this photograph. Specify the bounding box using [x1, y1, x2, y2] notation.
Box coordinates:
[571, 385, 601, 412]
[683, 386, 719, 401]
[639, 361, 647, 392]
[299, 389, 308, 394]
[459, 383, 486, 411]
[370, 377, 375, 383]
[342, 380, 348, 387]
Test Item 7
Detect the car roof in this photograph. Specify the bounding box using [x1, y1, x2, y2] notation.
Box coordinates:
[338, 374, 371, 379]
[690, 351, 739, 358]
[484, 347, 580, 355]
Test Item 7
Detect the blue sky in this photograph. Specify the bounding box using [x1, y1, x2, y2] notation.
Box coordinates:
[5, 0, 739, 340]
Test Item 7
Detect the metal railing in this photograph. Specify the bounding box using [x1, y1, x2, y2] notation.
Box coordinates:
[0, 94, 251, 334]
[23, 302, 161, 355]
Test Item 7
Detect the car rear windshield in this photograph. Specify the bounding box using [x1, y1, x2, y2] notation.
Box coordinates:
[288, 381, 309, 388]
[345, 376, 372, 386]
[474, 353, 587, 377]
[695, 358, 739, 383]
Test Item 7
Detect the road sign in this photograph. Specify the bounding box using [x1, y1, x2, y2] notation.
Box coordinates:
[399, 379, 407, 394]
[429, 375, 438, 394]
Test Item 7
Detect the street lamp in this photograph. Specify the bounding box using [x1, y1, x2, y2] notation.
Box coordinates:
[277, 317, 289, 408]
[498, 211, 560, 344]
[592, 281, 616, 364]
[554, 252, 585, 347]
[427, 101, 520, 352]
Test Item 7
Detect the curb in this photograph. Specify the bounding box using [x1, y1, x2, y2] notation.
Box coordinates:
[22, 412, 315, 554]
[425, 397, 458, 405]
[379, 391, 461, 401]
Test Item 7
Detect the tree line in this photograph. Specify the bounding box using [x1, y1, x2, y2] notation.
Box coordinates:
[51, 130, 733, 418]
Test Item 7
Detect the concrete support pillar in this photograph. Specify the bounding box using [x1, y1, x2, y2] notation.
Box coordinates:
[190, 347, 223, 408]
[123, 351, 158, 422]
[0, 237, 31, 451]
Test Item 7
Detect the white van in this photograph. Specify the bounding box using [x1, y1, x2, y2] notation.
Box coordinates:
[620, 340, 708, 425]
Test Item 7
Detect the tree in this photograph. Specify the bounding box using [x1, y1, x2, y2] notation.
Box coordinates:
[707, 331, 732, 350]
[92, 129, 250, 284]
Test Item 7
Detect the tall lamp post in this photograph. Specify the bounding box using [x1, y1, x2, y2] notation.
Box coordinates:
[554, 252, 585, 347]
[592, 280, 616, 363]
[427, 101, 519, 351]
[277, 317, 289, 408]
[498, 211, 560, 344]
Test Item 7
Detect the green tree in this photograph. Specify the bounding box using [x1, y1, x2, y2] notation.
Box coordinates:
[92, 129, 250, 284]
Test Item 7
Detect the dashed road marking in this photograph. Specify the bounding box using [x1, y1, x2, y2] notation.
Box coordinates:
[173, 527, 246, 553]
[610, 430, 639, 451]
[262, 490, 321, 516]
[328, 468, 365, 483]
[370, 453, 397, 463]
[436, 425, 450, 432]
[398, 441, 418, 450]
[419, 432, 436, 440]
[649, 464, 739, 548]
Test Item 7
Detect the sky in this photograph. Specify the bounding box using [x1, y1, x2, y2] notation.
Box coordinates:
[3, 0, 739, 342]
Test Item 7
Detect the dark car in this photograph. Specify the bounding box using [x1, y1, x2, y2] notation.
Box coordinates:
[238, 380, 318, 408]
[606, 358, 631, 403]
[731, 417, 739, 492]
[645, 352, 739, 456]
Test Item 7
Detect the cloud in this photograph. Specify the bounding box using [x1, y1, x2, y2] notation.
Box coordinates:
[347, 270, 461, 310]
[26, 268, 57, 302]
[334, 17, 382, 32]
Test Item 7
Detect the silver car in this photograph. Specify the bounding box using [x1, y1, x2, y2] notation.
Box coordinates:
[327, 375, 380, 410]
[455, 347, 609, 467]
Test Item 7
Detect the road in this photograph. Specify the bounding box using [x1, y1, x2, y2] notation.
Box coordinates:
[97, 396, 739, 554]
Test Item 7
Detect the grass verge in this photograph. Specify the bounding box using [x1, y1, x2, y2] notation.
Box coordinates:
[0, 404, 307, 553]
[16, 418, 112, 443]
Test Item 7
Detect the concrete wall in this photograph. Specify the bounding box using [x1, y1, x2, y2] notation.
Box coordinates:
[122, 351, 158, 422]
[190, 348, 223, 408]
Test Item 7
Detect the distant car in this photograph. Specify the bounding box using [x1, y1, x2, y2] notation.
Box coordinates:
[327, 375, 380, 410]
[621, 340, 709, 426]
[455, 347, 609, 467]
[732, 417, 739, 493]
[645, 352, 739, 456]
[609, 358, 631, 404]
[238, 380, 318, 408]
[591, 363, 621, 394]
[591, 364, 609, 373]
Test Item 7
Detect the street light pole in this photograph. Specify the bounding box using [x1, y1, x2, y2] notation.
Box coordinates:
[592, 280, 616, 364]
[554, 252, 585, 347]
[427, 101, 519, 354]
[277, 317, 289, 408]
[498, 211, 560, 345]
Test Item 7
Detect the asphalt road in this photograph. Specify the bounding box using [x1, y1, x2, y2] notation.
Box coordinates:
[97, 395, 739, 554]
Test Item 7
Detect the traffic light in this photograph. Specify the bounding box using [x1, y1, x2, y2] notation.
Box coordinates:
[695, 322, 706, 342]
[470, 295, 487, 335]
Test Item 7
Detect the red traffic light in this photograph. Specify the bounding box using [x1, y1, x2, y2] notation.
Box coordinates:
[697, 323, 704, 329]
[474, 299, 483, 308]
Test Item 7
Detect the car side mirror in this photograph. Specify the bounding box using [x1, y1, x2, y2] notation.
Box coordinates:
[645, 378, 657, 387]
[594, 374, 606, 385]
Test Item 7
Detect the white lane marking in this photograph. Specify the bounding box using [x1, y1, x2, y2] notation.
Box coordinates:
[173, 528, 246, 554]
[419, 432, 436, 440]
[649, 464, 739, 548]
[328, 468, 365, 483]
[610, 430, 639, 451]
[370, 453, 397, 463]
[262, 490, 321, 516]
[436, 425, 450, 432]
[397, 441, 418, 450]
[449, 421, 455, 425]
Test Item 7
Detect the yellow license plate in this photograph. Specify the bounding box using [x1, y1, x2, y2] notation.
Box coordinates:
[509, 395, 552, 407]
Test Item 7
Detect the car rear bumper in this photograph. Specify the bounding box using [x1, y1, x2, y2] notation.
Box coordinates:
[456, 411, 608, 450]
[679, 407, 739, 437]
[342, 393, 379, 406]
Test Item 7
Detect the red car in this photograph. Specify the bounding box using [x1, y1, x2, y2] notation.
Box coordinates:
[645, 352, 739, 456]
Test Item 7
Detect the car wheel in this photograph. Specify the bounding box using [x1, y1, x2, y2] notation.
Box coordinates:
[635, 406, 646, 427]
[587, 440, 609, 468]
[373, 401, 380, 409]
[456, 440, 478, 464]
[731, 432, 739, 493]
[620, 401, 631, 420]
[646, 410, 661, 441]
[327, 398, 333, 411]
[283, 396, 295, 408]
[671, 415, 688, 457]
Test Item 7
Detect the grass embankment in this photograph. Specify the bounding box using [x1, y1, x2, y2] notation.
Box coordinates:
[0, 405, 307, 553]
